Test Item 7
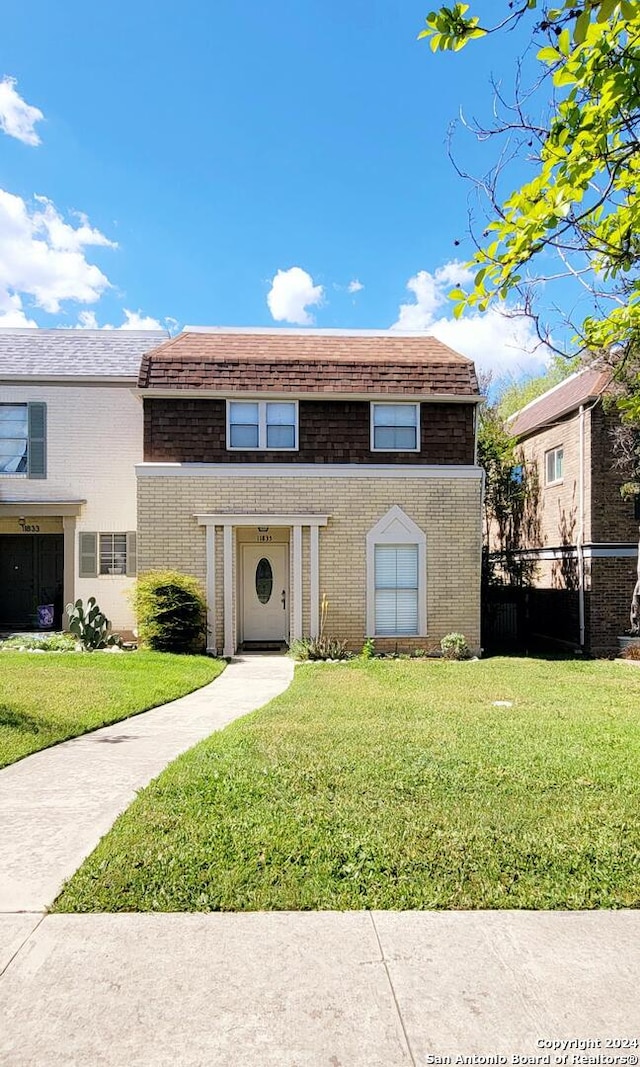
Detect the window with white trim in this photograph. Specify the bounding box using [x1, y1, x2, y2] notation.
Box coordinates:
[0, 402, 46, 477]
[100, 533, 128, 575]
[374, 544, 419, 635]
[371, 403, 419, 452]
[545, 446, 564, 485]
[78, 532, 137, 578]
[227, 401, 298, 450]
[366, 506, 427, 638]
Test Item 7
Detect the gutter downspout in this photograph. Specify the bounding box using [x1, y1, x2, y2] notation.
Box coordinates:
[577, 404, 586, 650]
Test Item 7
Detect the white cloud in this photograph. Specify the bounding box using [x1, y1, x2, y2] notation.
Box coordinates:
[75, 308, 173, 331]
[391, 262, 551, 377]
[0, 188, 115, 317]
[348, 279, 364, 294]
[0, 76, 44, 146]
[0, 290, 37, 327]
[267, 266, 324, 325]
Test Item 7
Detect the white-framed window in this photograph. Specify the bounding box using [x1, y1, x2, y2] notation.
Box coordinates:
[366, 506, 427, 637]
[227, 400, 298, 450]
[371, 403, 420, 452]
[79, 532, 137, 578]
[375, 544, 419, 635]
[545, 446, 564, 486]
[0, 402, 46, 478]
[99, 533, 128, 575]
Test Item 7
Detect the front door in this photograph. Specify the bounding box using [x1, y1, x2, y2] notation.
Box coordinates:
[0, 535, 64, 629]
[242, 543, 289, 644]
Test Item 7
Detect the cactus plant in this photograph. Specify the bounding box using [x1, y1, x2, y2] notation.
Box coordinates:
[65, 597, 122, 651]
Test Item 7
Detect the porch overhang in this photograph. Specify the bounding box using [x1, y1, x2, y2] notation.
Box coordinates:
[194, 513, 330, 658]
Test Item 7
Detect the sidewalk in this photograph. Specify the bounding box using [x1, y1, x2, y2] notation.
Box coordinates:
[0, 655, 293, 912]
[1, 910, 639, 1066]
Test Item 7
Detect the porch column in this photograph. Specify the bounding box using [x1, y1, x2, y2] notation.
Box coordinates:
[62, 516, 76, 629]
[223, 524, 234, 657]
[205, 524, 216, 654]
[292, 524, 303, 641]
[310, 524, 320, 638]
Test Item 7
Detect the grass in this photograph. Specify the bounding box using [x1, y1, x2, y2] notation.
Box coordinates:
[53, 657, 640, 912]
[0, 651, 224, 768]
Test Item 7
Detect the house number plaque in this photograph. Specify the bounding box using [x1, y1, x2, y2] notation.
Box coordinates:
[18, 518, 41, 533]
[256, 527, 272, 543]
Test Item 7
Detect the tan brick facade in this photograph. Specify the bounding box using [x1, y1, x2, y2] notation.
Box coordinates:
[137, 468, 483, 655]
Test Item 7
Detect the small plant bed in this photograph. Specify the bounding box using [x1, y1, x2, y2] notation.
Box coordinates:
[54, 657, 640, 912]
[0, 651, 224, 768]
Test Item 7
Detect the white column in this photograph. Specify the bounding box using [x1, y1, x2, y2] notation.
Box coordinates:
[62, 515, 76, 630]
[310, 524, 320, 638]
[223, 524, 234, 657]
[292, 524, 303, 641]
[205, 524, 216, 654]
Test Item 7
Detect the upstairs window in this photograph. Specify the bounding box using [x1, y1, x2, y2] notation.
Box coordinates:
[371, 403, 419, 452]
[545, 446, 564, 486]
[0, 402, 46, 478]
[227, 401, 298, 450]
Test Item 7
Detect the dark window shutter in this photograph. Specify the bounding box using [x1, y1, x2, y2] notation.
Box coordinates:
[126, 532, 137, 577]
[79, 532, 98, 578]
[27, 403, 47, 479]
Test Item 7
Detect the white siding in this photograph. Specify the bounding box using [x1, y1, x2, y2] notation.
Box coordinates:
[0, 383, 141, 631]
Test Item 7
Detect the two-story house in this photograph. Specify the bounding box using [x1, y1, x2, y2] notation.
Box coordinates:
[0, 329, 167, 634]
[137, 327, 484, 655]
[504, 365, 639, 656]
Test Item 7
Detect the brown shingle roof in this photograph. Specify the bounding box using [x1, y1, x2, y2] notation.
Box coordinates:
[508, 365, 611, 439]
[138, 329, 480, 397]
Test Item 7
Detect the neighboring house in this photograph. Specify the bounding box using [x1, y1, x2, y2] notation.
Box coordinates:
[0, 329, 167, 634]
[502, 365, 639, 656]
[137, 327, 484, 655]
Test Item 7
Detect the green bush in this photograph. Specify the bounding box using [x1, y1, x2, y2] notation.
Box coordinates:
[133, 571, 207, 654]
[440, 632, 471, 660]
[0, 632, 78, 652]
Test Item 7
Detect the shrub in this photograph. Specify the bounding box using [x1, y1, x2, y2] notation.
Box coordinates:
[361, 636, 376, 659]
[134, 571, 206, 653]
[66, 598, 122, 651]
[0, 632, 78, 652]
[290, 636, 351, 661]
[621, 643, 640, 660]
[440, 632, 471, 660]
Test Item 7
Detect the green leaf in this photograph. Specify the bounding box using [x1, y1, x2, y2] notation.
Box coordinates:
[538, 46, 561, 62]
[573, 10, 590, 44]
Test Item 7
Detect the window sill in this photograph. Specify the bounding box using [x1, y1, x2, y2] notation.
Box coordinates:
[544, 479, 564, 488]
[374, 633, 425, 639]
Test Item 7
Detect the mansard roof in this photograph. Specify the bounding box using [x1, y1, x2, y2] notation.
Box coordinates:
[138, 328, 480, 398]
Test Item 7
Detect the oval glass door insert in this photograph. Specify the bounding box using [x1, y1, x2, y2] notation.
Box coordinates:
[255, 558, 274, 604]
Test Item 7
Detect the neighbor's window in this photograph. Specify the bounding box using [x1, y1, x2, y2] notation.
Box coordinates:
[227, 401, 297, 450]
[545, 446, 564, 485]
[0, 404, 28, 473]
[0, 402, 46, 478]
[99, 533, 128, 575]
[374, 544, 419, 635]
[79, 532, 136, 578]
[371, 403, 419, 451]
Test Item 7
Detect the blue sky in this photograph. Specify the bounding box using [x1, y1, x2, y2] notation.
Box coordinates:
[1, 1, 557, 376]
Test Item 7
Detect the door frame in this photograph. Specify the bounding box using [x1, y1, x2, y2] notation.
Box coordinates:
[238, 537, 290, 647]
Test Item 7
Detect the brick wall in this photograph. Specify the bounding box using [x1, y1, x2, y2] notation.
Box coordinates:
[589, 405, 639, 543]
[137, 471, 483, 653]
[143, 399, 476, 466]
[588, 556, 638, 657]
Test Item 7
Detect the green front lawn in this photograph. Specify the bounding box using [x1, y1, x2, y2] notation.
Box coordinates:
[54, 657, 640, 912]
[0, 651, 224, 768]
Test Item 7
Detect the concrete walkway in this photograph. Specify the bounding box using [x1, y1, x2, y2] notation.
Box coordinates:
[1, 910, 639, 1065]
[0, 655, 293, 912]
